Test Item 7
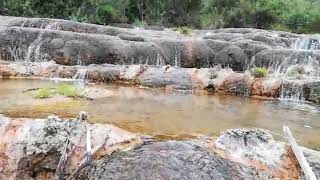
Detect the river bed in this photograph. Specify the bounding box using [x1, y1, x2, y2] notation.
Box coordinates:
[0, 79, 320, 149]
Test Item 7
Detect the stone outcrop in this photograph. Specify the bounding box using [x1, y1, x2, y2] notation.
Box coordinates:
[1, 114, 320, 179]
[0, 16, 319, 71]
[79, 141, 272, 180]
[0, 114, 142, 179]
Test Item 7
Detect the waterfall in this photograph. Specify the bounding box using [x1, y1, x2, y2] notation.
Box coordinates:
[156, 54, 165, 66]
[292, 37, 320, 51]
[278, 37, 320, 101]
[15, 22, 60, 63]
[280, 80, 305, 101]
[73, 68, 87, 88]
[174, 46, 181, 67]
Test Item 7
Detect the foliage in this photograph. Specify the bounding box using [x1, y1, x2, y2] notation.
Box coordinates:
[252, 67, 268, 78]
[173, 27, 192, 35]
[33, 87, 51, 99]
[56, 84, 80, 97]
[29, 83, 81, 99]
[1, 0, 319, 33]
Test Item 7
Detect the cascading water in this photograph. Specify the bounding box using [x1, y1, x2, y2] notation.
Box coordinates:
[25, 22, 60, 63]
[292, 37, 320, 50]
[174, 45, 181, 67]
[73, 68, 88, 89]
[277, 37, 320, 101]
[155, 53, 165, 66]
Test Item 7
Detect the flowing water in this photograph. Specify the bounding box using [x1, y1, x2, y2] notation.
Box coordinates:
[0, 79, 320, 149]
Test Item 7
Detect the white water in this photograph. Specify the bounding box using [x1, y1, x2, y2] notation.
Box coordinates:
[73, 68, 88, 88]
[278, 37, 320, 101]
[25, 22, 60, 63]
[292, 37, 320, 51]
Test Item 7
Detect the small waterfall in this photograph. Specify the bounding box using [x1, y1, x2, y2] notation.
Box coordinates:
[156, 54, 165, 66]
[275, 37, 320, 101]
[280, 80, 305, 101]
[73, 68, 87, 88]
[174, 46, 181, 67]
[25, 22, 60, 63]
[292, 37, 320, 51]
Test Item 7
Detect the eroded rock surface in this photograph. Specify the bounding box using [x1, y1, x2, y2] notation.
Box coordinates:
[0, 114, 142, 179]
[0, 16, 319, 71]
[78, 141, 271, 180]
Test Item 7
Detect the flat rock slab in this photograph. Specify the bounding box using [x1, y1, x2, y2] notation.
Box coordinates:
[0, 114, 142, 179]
[78, 141, 271, 180]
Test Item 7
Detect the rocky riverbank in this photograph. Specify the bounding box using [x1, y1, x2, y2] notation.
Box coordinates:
[0, 114, 319, 179]
[0, 16, 319, 103]
[0, 16, 319, 70]
[0, 61, 319, 103]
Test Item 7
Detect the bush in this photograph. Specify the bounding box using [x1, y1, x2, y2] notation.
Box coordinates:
[56, 84, 80, 97]
[252, 67, 268, 78]
[173, 26, 192, 35]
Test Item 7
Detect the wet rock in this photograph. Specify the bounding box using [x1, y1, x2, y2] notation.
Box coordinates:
[1, 16, 319, 71]
[212, 128, 301, 179]
[301, 147, 320, 179]
[0, 114, 142, 179]
[86, 65, 120, 82]
[251, 78, 282, 97]
[0, 64, 16, 77]
[138, 67, 194, 90]
[218, 73, 254, 95]
[79, 141, 271, 180]
[303, 81, 320, 104]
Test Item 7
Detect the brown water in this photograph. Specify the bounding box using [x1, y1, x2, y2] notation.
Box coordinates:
[1, 79, 320, 149]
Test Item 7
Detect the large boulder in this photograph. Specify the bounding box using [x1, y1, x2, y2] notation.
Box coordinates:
[79, 141, 272, 180]
[0, 114, 142, 179]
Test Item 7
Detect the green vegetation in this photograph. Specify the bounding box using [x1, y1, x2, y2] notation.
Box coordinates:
[173, 27, 192, 35]
[1, 0, 319, 33]
[29, 83, 81, 99]
[33, 87, 52, 99]
[56, 84, 81, 97]
[252, 67, 268, 78]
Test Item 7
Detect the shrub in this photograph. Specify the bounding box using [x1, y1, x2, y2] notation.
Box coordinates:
[33, 87, 51, 99]
[173, 26, 192, 35]
[56, 84, 80, 97]
[252, 67, 268, 78]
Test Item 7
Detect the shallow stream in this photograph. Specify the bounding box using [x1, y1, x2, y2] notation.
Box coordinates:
[1, 79, 320, 149]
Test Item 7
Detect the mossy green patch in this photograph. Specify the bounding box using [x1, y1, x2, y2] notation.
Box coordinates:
[32, 87, 52, 99]
[56, 83, 81, 97]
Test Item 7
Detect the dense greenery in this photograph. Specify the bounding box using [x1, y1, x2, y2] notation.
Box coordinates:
[1, 0, 319, 33]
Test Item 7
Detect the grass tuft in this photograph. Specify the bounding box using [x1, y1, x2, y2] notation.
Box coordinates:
[252, 67, 268, 78]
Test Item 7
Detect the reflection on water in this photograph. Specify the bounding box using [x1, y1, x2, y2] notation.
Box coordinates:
[0, 79, 320, 149]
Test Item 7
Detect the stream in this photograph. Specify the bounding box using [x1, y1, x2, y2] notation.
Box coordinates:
[0, 79, 319, 150]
